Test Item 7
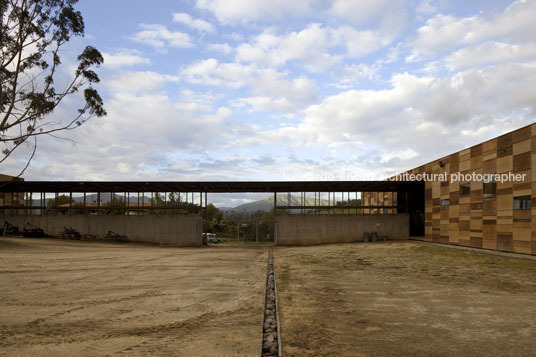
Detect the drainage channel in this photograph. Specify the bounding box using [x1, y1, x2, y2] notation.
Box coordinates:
[261, 248, 282, 356]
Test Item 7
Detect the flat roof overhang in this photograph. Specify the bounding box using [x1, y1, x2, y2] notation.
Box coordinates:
[0, 180, 423, 193]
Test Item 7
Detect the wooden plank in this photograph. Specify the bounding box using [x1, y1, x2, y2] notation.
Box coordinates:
[459, 203, 471, 216]
[513, 139, 531, 155]
[497, 133, 513, 158]
[449, 191, 459, 205]
[483, 199, 496, 216]
[497, 234, 513, 252]
[470, 217, 483, 231]
[497, 193, 513, 213]
[483, 158, 497, 174]
[470, 236, 483, 248]
[532, 154, 536, 182]
[449, 153, 459, 170]
[459, 220, 470, 231]
[513, 126, 531, 144]
[513, 152, 531, 172]
[450, 229, 459, 244]
[483, 139, 497, 154]
[513, 240, 531, 254]
[471, 144, 483, 158]
[497, 156, 513, 173]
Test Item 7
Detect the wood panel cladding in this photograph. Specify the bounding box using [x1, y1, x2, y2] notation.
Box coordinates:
[404, 123, 535, 255]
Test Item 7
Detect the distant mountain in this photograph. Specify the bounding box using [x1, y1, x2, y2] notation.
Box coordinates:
[228, 195, 329, 213]
[31, 193, 153, 206]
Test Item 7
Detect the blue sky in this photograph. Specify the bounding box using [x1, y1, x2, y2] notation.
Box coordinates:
[3, 0, 536, 197]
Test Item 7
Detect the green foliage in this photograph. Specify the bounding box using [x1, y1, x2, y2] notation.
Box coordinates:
[216, 208, 276, 241]
[103, 197, 126, 215]
[147, 192, 201, 215]
[0, 0, 105, 173]
[46, 194, 86, 214]
[46, 194, 71, 208]
[335, 199, 361, 207]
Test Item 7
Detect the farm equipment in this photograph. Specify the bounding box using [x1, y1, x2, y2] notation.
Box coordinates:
[22, 223, 46, 238]
[1, 221, 19, 236]
[104, 230, 129, 243]
[60, 226, 82, 240]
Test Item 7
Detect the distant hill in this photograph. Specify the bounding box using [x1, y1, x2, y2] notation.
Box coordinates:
[31, 193, 154, 206]
[227, 195, 329, 213]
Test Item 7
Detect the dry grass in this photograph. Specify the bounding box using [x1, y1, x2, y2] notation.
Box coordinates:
[275, 241, 536, 356]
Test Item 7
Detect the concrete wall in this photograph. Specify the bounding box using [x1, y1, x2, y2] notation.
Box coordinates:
[0, 214, 202, 246]
[276, 214, 409, 245]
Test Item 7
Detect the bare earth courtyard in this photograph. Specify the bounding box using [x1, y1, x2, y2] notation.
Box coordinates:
[1, 239, 536, 356]
[0, 239, 266, 356]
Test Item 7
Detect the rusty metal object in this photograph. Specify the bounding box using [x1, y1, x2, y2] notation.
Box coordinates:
[104, 230, 129, 243]
[22, 223, 46, 238]
[80, 234, 99, 241]
[60, 226, 81, 240]
[2, 221, 19, 236]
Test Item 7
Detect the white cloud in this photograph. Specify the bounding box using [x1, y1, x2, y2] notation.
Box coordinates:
[332, 26, 392, 58]
[207, 43, 233, 54]
[329, 0, 400, 26]
[116, 162, 132, 174]
[103, 71, 180, 93]
[244, 63, 536, 171]
[172, 12, 214, 32]
[5, 1, 535, 187]
[444, 41, 536, 70]
[102, 49, 150, 69]
[130, 24, 193, 50]
[195, 0, 314, 24]
[331, 63, 380, 88]
[175, 89, 218, 112]
[408, 0, 536, 60]
[416, 0, 437, 15]
[235, 24, 392, 72]
[13, 92, 243, 181]
[380, 148, 418, 163]
[182, 59, 317, 112]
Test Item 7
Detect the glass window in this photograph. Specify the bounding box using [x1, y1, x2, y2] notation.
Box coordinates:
[483, 180, 496, 199]
[514, 196, 531, 210]
[460, 183, 470, 196]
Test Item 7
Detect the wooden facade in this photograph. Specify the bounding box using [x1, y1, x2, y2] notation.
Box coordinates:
[402, 123, 536, 255]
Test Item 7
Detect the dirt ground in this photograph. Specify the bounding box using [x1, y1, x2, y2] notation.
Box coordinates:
[0, 238, 267, 357]
[275, 241, 536, 357]
[3, 238, 536, 357]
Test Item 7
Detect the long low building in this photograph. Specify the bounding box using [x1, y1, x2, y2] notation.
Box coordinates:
[0, 123, 534, 253]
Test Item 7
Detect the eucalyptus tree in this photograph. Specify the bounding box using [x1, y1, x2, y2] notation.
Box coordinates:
[0, 0, 105, 175]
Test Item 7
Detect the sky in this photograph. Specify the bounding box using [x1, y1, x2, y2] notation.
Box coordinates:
[2, 0, 536, 205]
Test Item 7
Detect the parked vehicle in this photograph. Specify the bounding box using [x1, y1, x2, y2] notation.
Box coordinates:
[202, 233, 220, 244]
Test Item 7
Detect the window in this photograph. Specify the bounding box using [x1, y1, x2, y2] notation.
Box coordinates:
[514, 196, 531, 210]
[460, 183, 470, 196]
[441, 199, 450, 206]
[483, 180, 496, 199]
